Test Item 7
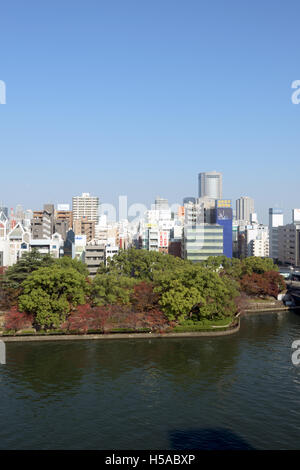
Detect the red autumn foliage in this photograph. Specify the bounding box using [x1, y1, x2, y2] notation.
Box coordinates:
[63, 301, 169, 333]
[4, 307, 33, 331]
[240, 270, 286, 299]
[130, 281, 160, 312]
[61, 282, 169, 333]
[62, 304, 111, 333]
[140, 309, 169, 331]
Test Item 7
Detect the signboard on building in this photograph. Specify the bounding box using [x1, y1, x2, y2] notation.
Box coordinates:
[75, 235, 86, 246]
[216, 199, 232, 208]
[216, 208, 233, 220]
[159, 231, 169, 248]
[57, 204, 70, 211]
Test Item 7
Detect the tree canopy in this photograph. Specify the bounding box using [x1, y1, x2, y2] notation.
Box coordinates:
[18, 265, 89, 329]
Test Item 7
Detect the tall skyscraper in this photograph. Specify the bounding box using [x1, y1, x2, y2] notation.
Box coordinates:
[236, 196, 255, 223]
[198, 172, 222, 199]
[269, 208, 284, 260]
[72, 193, 99, 223]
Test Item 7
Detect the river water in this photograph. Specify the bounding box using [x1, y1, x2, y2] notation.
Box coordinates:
[1, 310, 300, 450]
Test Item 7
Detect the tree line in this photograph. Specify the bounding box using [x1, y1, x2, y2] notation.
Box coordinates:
[0, 249, 285, 333]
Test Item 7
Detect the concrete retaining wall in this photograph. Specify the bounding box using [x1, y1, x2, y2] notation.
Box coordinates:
[1, 320, 240, 342]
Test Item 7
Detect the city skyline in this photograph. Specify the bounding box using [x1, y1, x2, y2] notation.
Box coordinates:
[0, 182, 292, 226]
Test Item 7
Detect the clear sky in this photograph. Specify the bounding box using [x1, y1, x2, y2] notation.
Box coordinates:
[0, 0, 299, 224]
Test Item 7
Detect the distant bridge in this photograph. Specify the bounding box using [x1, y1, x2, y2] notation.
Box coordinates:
[286, 281, 300, 306]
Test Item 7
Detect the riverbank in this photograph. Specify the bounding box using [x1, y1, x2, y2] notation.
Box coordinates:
[0, 319, 240, 342]
[2, 300, 299, 343]
[243, 306, 300, 314]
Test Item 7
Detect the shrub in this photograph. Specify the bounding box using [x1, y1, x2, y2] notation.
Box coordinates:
[4, 307, 33, 331]
[62, 304, 111, 333]
[130, 281, 160, 312]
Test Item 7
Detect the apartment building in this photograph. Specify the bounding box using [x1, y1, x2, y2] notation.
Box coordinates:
[72, 193, 99, 223]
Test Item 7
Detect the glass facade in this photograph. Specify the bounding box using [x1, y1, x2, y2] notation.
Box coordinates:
[183, 224, 223, 262]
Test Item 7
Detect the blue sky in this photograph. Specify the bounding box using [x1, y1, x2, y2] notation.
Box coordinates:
[0, 0, 299, 224]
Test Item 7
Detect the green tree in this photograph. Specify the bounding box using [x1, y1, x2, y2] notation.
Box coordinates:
[201, 256, 243, 279]
[241, 257, 278, 275]
[91, 273, 136, 306]
[98, 248, 187, 281]
[155, 264, 239, 323]
[4, 249, 55, 289]
[18, 266, 89, 329]
[55, 256, 89, 277]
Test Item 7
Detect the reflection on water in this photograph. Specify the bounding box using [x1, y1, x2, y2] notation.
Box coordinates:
[1, 310, 300, 449]
[169, 428, 254, 450]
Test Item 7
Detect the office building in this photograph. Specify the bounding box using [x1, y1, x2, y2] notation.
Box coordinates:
[85, 241, 105, 276]
[269, 208, 284, 260]
[198, 172, 222, 199]
[154, 197, 169, 211]
[278, 223, 300, 266]
[31, 204, 55, 239]
[182, 224, 223, 262]
[236, 197, 255, 223]
[216, 199, 233, 258]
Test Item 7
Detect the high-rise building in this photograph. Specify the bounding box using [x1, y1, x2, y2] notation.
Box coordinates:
[216, 200, 233, 258]
[269, 208, 284, 260]
[236, 197, 255, 223]
[198, 172, 222, 199]
[31, 204, 54, 239]
[72, 193, 99, 223]
[278, 223, 300, 266]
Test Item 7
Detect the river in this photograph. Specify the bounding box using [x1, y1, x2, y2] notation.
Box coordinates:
[1, 310, 300, 449]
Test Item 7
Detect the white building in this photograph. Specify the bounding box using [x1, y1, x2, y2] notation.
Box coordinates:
[29, 233, 64, 258]
[249, 232, 269, 257]
[72, 193, 99, 223]
[0, 223, 31, 267]
[105, 244, 119, 265]
[245, 224, 269, 258]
